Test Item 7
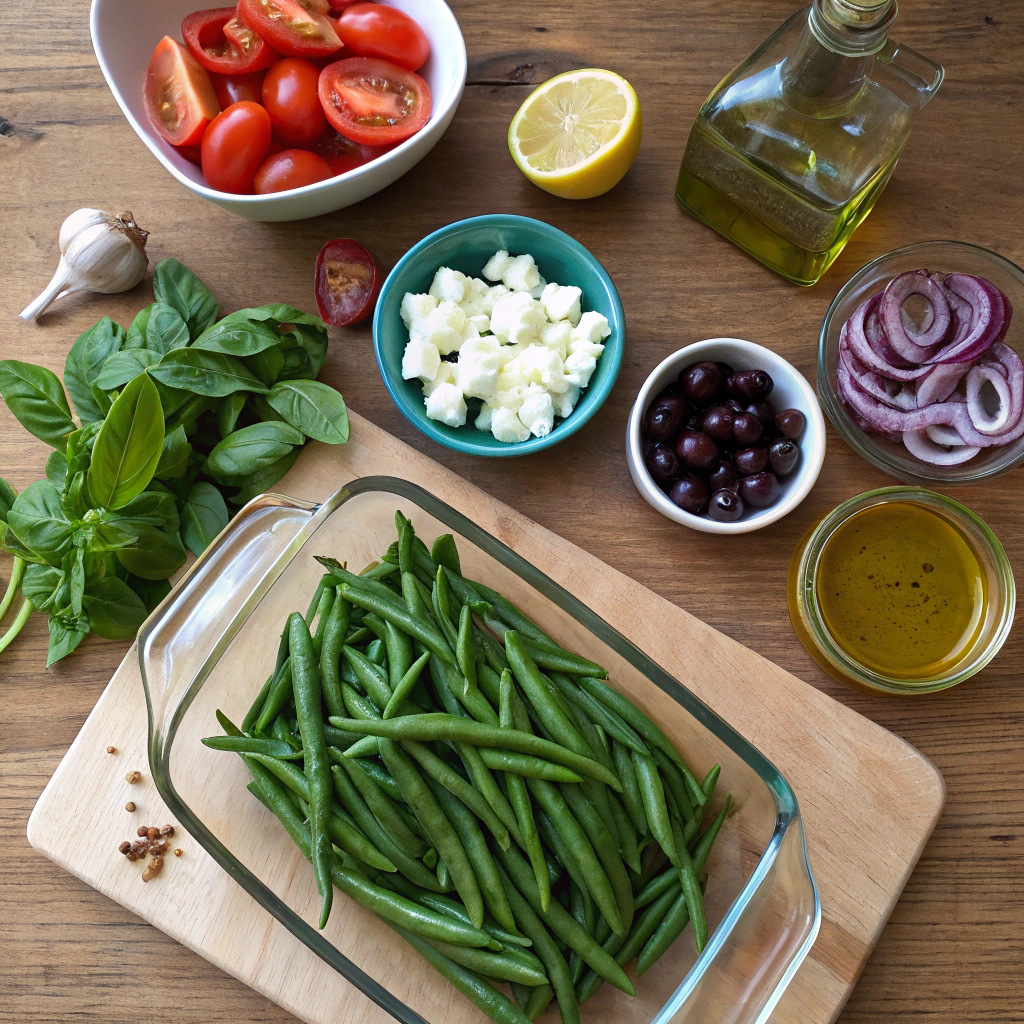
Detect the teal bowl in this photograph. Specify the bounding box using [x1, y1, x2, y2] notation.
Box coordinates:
[373, 214, 625, 457]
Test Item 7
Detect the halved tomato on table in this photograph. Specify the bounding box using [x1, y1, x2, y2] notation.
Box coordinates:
[183, 7, 279, 74]
[335, 3, 430, 71]
[144, 36, 222, 147]
[318, 57, 431, 146]
[237, 0, 342, 59]
[315, 239, 379, 326]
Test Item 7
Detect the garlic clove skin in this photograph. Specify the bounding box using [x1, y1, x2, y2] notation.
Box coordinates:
[20, 208, 150, 322]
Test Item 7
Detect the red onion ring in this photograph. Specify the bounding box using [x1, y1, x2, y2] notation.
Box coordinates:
[926, 274, 1011, 364]
[967, 364, 1012, 435]
[879, 271, 952, 361]
[903, 430, 981, 465]
[841, 297, 930, 381]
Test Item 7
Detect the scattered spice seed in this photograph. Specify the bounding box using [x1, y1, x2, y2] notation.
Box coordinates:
[125, 770, 142, 784]
[106, 746, 117, 754]
[118, 841, 131, 855]
[124, 802, 136, 812]
[142, 856, 164, 882]
[126, 851, 139, 862]
[159, 825, 175, 837]
[146, 826, 160, 842]
[149, 840, 169, 856]
[137, 826, 149, 838]
[173, 849, 183, 857]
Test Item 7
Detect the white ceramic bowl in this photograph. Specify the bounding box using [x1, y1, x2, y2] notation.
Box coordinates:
[626, 339, 826, 534]
[90, 0, 466, 222]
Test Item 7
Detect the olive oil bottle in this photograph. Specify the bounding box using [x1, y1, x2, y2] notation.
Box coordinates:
[676, 0, 943, 286]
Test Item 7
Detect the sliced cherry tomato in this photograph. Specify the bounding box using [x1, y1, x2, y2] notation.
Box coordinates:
[210, 69, 267, 107]
[312, 130, 390, 174]
[315, 239, 379, 326]
[183, 7, 279, 75]
[262, 58, 326, 146]
[318, 57, 431, 146]
[237, 0, 342, 59]
[336, 3, 429, 71]
[201, 100, 272, 193]
[144, 37, 221, 147]
[254, 148, 333, 192]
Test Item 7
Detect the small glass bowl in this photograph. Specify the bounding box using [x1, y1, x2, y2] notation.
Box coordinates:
[788, 487, 1015, 695]
[818, 240, 1024, 484]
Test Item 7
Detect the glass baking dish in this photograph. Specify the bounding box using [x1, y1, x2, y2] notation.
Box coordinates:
[140, 476, 820, 1024]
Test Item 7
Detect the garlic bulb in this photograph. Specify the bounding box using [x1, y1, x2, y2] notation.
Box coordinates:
[20, 209, 150, 321]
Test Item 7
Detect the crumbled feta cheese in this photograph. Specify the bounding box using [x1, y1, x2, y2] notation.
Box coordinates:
[502, 254, 541, 293]
[552, 384, 580, 419]
[401, 293, 436, 333]
[508, 346, 566, 393]
[402, 338, 441, 383]
[489, 292, 546, 344]
[424, 301, 468, 355]
[423, 360, 455, 396]
[481, 285, 508, 314]
[518, 386, 555, 438]
[529, 275, 548, 300]
[568, 338, 606, 360]
[483, 250, 512, 282]
[475, 403, 493, 432]
[539, 320, 572, 360]
[429, 267, 468, 304]
[541, 283, 582, 326]
[492, 385, 527, 413]
[459, 277, 491, 318]
[424, 382, 467, 427]
[453, 337, 502, 400]
[467, 313, 491, 336]
[491, 406, 531, 443]
[571, 310, 611, 345]
[564, 351, 598, 388]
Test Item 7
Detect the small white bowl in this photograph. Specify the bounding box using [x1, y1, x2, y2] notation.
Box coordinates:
[90, 0, 466, 222]
[626, 339, 826, 534]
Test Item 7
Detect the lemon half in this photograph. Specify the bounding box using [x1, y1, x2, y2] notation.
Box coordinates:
[508, 69, 642, 200]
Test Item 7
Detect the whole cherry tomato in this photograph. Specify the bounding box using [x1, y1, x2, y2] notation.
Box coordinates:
[254, 149, 333, 193]
[336, 3, 430, 71]
[210, 70, 267, 107]
[262, 58, 326, 146]
[201, 100, 272, 193]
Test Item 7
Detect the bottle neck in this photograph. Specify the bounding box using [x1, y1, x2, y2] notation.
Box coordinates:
[809, 0, 897, 56]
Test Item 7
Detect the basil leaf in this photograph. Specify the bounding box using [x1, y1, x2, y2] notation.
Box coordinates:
[278, 323, 328, 380]
[115, 523, 187, 580]
[181, 481, 230, 557]
[0, 476, 17, 522]
[0, 359, 76, 447]
[93, 349, 161, 391]
[217, 392, 247, 438]
[65, 421, 101, 476]
[246, 345, 285, 387]
[87, 373, 165, 510]
[7, 480, 74, 565]
[22, 562, 64, 610]
[153, 379, 192, 420]
[64, 318, 124, 423]
[145, 302, 191, 354]
[61, 470, 90, 521]
[44, 451, 69, 491]
[114, 490, 182, 534]
[228, 446, 301, 505]
[82, 577, 148, 639]
[153, 258, 219, 338]
[0, 521, 45, 564]
[193, 318, 281, 357]
[47, 617, 88, 667]
[266, 379, 349, 444]
[68, 546, 86, 618]
[149, 348, 270, 397]
[252, 395, 286, 423]
[218, 304, 325, 330]
[203, 421, 304, 480]
[127, 574, 172, 613]
[125, 305, 153, 350]
[155, 424, 192, 480]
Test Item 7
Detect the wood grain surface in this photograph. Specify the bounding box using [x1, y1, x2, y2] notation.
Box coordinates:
[1, 0, 1021, 1022]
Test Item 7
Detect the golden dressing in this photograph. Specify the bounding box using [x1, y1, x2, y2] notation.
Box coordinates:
[816, 502, 985, 679]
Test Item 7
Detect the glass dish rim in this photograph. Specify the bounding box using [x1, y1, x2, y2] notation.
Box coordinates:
[140, 475, 821, 1024]
[816, 239, 1024, 484]
[792, 485, 1016, 695]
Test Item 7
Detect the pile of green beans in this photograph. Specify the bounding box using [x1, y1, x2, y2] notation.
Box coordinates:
[204, 512, 730, 1024]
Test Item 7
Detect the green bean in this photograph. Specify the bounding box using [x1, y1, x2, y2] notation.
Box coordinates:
[384, 619, 413, 689]
[456, 602, 478, 692]
[317, 558, 406, 607]
[269, 714, 300, 750]
[676, 838, 708, 953]
[319, 592, 350, 718]
[304, 575, 331, 624]
[496, 845, 635, 996]
[548, 672, 649, 755]
[379, 738, 485, 927]
[634, 865, 679, 909]
[242, 674, 275, 735]
[701, 764, 721, 802]
[401, 570, 431, 620]
[393, 926, 531, 1024]
[534, 810, 588, 898]
[360, 614, 388, 643]
[247, 759, 495, 947]
[366, 638, 387, 668]
[607, 791, 641, 873]
[360, 559, 400, 581]
[253, 657, 292, 734]
[561, 784, 634, 935]
[202, 735, 304, 758]
[460, 580, 557, 651]
[632, 750, 678, 867]
[342, 682, 381, 721]
[337, 755, 429, 858]
[523, 984, 554, 1021]
[401, 740, 510, 849]
[383, 651, 430, 720]
[329, 714, 622, 792]
[477, 748, 583, 783]
[612, 739, 649, 835]
[653, 747, 695, 822]
[436, 856, 451, 890]
[422, 847, 438, 870]
[431, 534, 461, 576]
[495, 863, 581, 1024]
[344, 626, 372, 647]
[568, 882, 595, 985]
[215, 709, 243, 736]
[397, 510, 415, 577]
[429, 936, 547, 986]
[527, 779, 622, 936]
[426, 776, 518, 935]
[411, 536, 439, 586]
[311, 586, 335, 655]
[340, 584, 455, 666]
[431, 574, 460, 656]
[476, 628, 510, 675]
[288, 613, 333, 929]
[342, 645, 392, 709]
[457, 741, 523, 844]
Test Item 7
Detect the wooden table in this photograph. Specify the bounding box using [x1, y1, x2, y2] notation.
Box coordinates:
[1, 1, 1021, 1021]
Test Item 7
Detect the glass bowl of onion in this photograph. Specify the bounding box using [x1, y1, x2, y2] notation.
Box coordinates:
[818, 240, 1024, 483]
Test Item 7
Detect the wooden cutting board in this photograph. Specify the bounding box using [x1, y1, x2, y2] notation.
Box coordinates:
[26, 410, 944, 1024]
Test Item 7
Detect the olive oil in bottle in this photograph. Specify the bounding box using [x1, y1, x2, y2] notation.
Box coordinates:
[676, 0, 943, 286]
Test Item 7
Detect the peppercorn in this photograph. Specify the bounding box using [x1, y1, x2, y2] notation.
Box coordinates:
[106, 746, 117, 754]
[124, 802, 136, 812]
[125, 770, 142, 784]
[159, 825, 175, 838]
[118, 841, 131, 855]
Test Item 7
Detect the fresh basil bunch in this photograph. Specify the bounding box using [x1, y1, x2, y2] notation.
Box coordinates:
[0, 258, 348, 666]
